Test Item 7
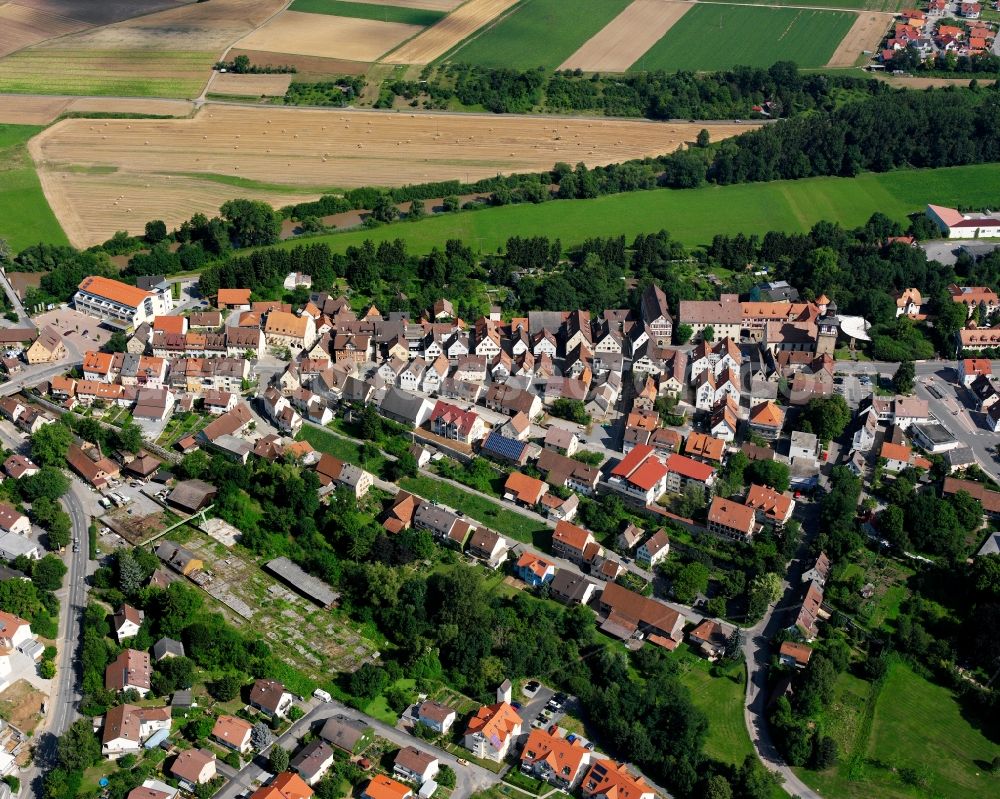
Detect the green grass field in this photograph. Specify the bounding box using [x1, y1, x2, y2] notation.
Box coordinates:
[0, 125, 68, 251]
[278, 163, 1000, 255]
[288, 0, 446, 26]
[677, 651, 754, 766]
[0, 50, 211, 98]
[632, 7, 856, 71]
[797, 664, 1000, 799]
[398, 475, 550, 546]
[446, 0, 634, 69]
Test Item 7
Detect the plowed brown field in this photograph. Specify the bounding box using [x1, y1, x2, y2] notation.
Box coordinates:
[30, 105, 758, 246]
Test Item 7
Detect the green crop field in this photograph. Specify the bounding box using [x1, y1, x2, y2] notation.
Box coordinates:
[0, 125, 68, 252]
[712, 0, 904, 9]
[288, 0, 446, 26]
[446, 0, 634, 70]
[631, 6, 856, 71]
[798, 664, 1000, 799]
[0, 50, 211, 98]
[276, 163, 1000, 256]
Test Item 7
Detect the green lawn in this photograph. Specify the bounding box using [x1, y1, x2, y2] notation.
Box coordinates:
[399, 474, 550, 546]
[276, 162, 1000, 255]
[632, 7, 857, 71]
[797, 663, 1000, 799]
[676, 649, 754, 766]
[0, 124, 67, 251]
[364, 677, 415, 724]
[298, 423, 386, 474]
[288, 0, 446, 26]
[445, 0, 634, 69]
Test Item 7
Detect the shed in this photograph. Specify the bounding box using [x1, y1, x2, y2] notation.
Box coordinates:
[265, 557, 339, 608]
[144, 728, 170, 749]
[166, 479, 217, 513]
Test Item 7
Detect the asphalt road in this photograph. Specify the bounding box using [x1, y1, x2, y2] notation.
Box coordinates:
[213, 699, 500, 799]
[21, 480, 91, 797]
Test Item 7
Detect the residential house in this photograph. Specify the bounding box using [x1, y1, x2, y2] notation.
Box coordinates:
[315, 454, 373, 499]
[744, 484, 794, 527]
[640, 283, 673, 345]
[598, 582, 684, 648]
[393, 746, 439, 785]
[319, 715, 372, 754]
[515, 552, 556, 587]
[959, 358, 992, 388]
[802, 552, 832, 586]
[503, 471, 548, 507]
[152, 638, 184, 661]
[779, 641, 813, 669]
[467, 527, 509, 568]
[664, 453, 715, 496]
[217, 289, 252, 310]
[250, 678, 293, 718]
[543, 426, 578, 456]
[290, 740, 336, 786]
[537, 449, 600, 496]
[112, 604, 144, 643]
[105, 648, 152, 696]
[580, 760, 655, 799]
[25, 325, 66, 364]
[171, 749, 217, 789]
[413, 503, 472, 549]
[520, 728, 591, 789]
[543, 558, 600, 602]
[379, 387, 434, 428]
[133, 387, 174, 421]
[481, 430, 530, 467]
[463, 702, 522, 762]
[428, 400, 484, 444]
[707, 496, 756, 541]
[607, 444, 669, 504]
[893, 287, 922, 317]
[792, 580, 828, 640]
[265, 311, 317, 353]
[636, 528, 670, 568]
[678, 296, 743, 343]
[362, 775, 412, 799]
[683, 432, 725, 465]
[748, 400, 784, 441]
[0, 503, 29, 536]
[689, 620, 728, 660]
[416, 700, 456, 734]
[551, 519, 601, 566]
[102, 704, 171, 759]
[3, 454, 37, 479]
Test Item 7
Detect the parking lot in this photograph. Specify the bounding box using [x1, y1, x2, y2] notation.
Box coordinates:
[33, 307, 111, 353]
[98, 478, 176, 545]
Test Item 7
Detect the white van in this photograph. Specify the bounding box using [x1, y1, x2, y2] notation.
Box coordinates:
[313, 689, 332, 703]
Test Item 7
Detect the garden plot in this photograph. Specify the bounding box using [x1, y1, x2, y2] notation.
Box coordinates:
[178, 529, 381, 676]
[235, 10, 423, 62]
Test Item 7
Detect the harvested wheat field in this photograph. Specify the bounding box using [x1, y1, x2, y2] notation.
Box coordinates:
[827, 12, 890, 68]
[0, 94, 70, 123]
[12, 0, 194, 27]
[31, 105, 758, 246]
[559, 0, 691, 73]
[235, 11, 422, 62]
[64, 97, 194, 115]
[383, 0, 519, 64]
[0, 2, 90, 57]
[0, 0, 287, 97]
[209, 72, 292, 97]
[348, 0, 465, 9]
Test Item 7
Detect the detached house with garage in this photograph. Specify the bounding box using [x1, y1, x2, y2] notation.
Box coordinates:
[520, 728, 592, 790]
[551, 519, 601, 566]
[212, 715, 253, 754]
[250, 678, 293, 718]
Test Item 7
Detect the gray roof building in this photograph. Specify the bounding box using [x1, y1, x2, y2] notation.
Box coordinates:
[265, 557, 339, 608]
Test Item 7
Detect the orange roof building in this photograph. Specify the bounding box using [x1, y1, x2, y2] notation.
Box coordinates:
[520, 728, 591, 788]
[269, 772, 313, 799]
[153, 315, 187, 335]
[464, 702, 523, 761]
[707, 496, 756, 541]
[503, 471, 549, 506]
[580, 760, 655, 799]
[748, 400, 785, 439]
[515, 552, 556, 585]
[361, 775, 412, 799]
[75, 276, 162, 327]
[217, 288, 252, 308]
[745, 484, 794, 526]
[683, 432, 725, 463]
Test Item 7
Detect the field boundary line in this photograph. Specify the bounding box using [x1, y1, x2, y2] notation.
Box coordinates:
[692, 0, 895, 14]
[198, 0, 294, 102]
[427, 0, 528, 65]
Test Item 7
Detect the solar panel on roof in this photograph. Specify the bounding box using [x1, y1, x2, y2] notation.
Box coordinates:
[484, 431, 526, 460]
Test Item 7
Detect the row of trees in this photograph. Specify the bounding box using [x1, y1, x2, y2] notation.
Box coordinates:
[385, 61, 881, 119]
